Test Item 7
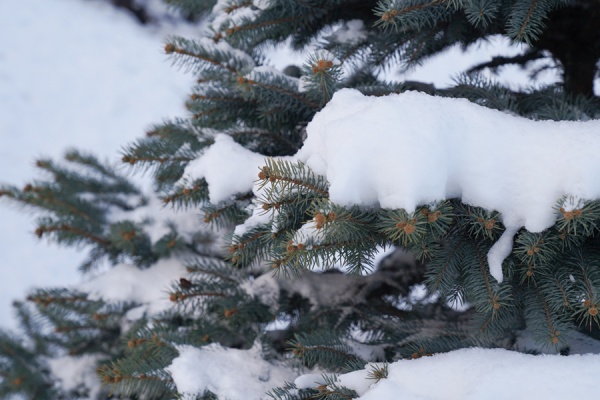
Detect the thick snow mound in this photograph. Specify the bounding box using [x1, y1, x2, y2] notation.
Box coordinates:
[298, 89, 600, 233]
[298, 348, 600, 400]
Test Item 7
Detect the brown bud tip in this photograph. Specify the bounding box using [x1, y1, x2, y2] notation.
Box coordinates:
[327, 212, 337, 221]
[165, 43, 175, 53]
[396, 221, 407, 229]
[589, 307, 598, 316]
[237, 76, 247, 84]
[23, 184, 33, 192]
[381, 9, 398, 22]
[492, 302, 501, 310]
[228, 245, 236, 253]
[584, 299, 592, 308]
[526, 269, 533, 277]
[121, 230, 136, 241]
[262, 203, 270, 210]
[484, 219, 496, 230]
[411, 352, 421, 359]
[183, 188, 191, 195]
[169, 293, 178, 302]
[167, 238, 177, 248]
[562, 211, 574, 220]
[403, 224, 415, 234]
[201, 334, 210, 342]
[311, 59, 334, 74]
[258, 171, 266, 180]
[551, 336, 559, 344]
[139, 374, 147, 380]
[286, 243, 296, 252]
[35, 227, 44, 238]
[315, 212, 326, 229]
[11, 377, 23, 386]
[127, 340, 136, 349]
[224, 307, 237, 318]
[103, 375, 112, 383]
[297, 243, 304, 250]
[428, 211, 441, 223]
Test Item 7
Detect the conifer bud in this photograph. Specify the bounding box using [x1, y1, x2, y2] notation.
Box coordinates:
[381, 9, 398, 22]
[312, 59, 333, 74]
[428, 211, 442, 223]
[297, 243, 304, 250]
[121, 230, 136, 241]
[164, 43, 175, 54]
[484, 219, 496, 230]
[224, 307, 237, 318]
[169, 293, 178, 302]
[128, 340, 136, 349]
[403, 224, 415, 234]
[286, 241, 296, 252]
[589, 307, 598, 316]
[315, 212, 326, 229]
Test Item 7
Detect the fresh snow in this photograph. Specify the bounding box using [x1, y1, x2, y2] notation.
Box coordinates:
[167, 342, 296, 399]
[79, 258, 186, 318]
[299, 348, 600, 400]
[47, 354, 103, 398]
[180, 134, 266, 204]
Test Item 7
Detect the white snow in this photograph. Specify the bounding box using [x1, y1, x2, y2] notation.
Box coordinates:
[306, 348, 600, 400]
[167, 342, 296, 399]
[79, 258, 186, 317]
[179, 134, 266, 204]
[47, 354, 102, 398]
[331, 20, 367, 45]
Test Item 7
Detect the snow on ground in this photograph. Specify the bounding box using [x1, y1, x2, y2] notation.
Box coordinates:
[0, 0, 194, 329]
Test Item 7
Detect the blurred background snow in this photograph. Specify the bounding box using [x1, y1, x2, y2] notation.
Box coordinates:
[0, 0, 568, 330]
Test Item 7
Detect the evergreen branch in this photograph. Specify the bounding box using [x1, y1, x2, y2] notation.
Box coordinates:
[467, 50, 544, 74]
[240, 77, 320, 109]
[165, 43, 239, 75]
[35, 224, 110, 246]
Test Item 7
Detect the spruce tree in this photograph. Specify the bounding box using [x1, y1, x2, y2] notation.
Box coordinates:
[2, 0, 600, 398]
